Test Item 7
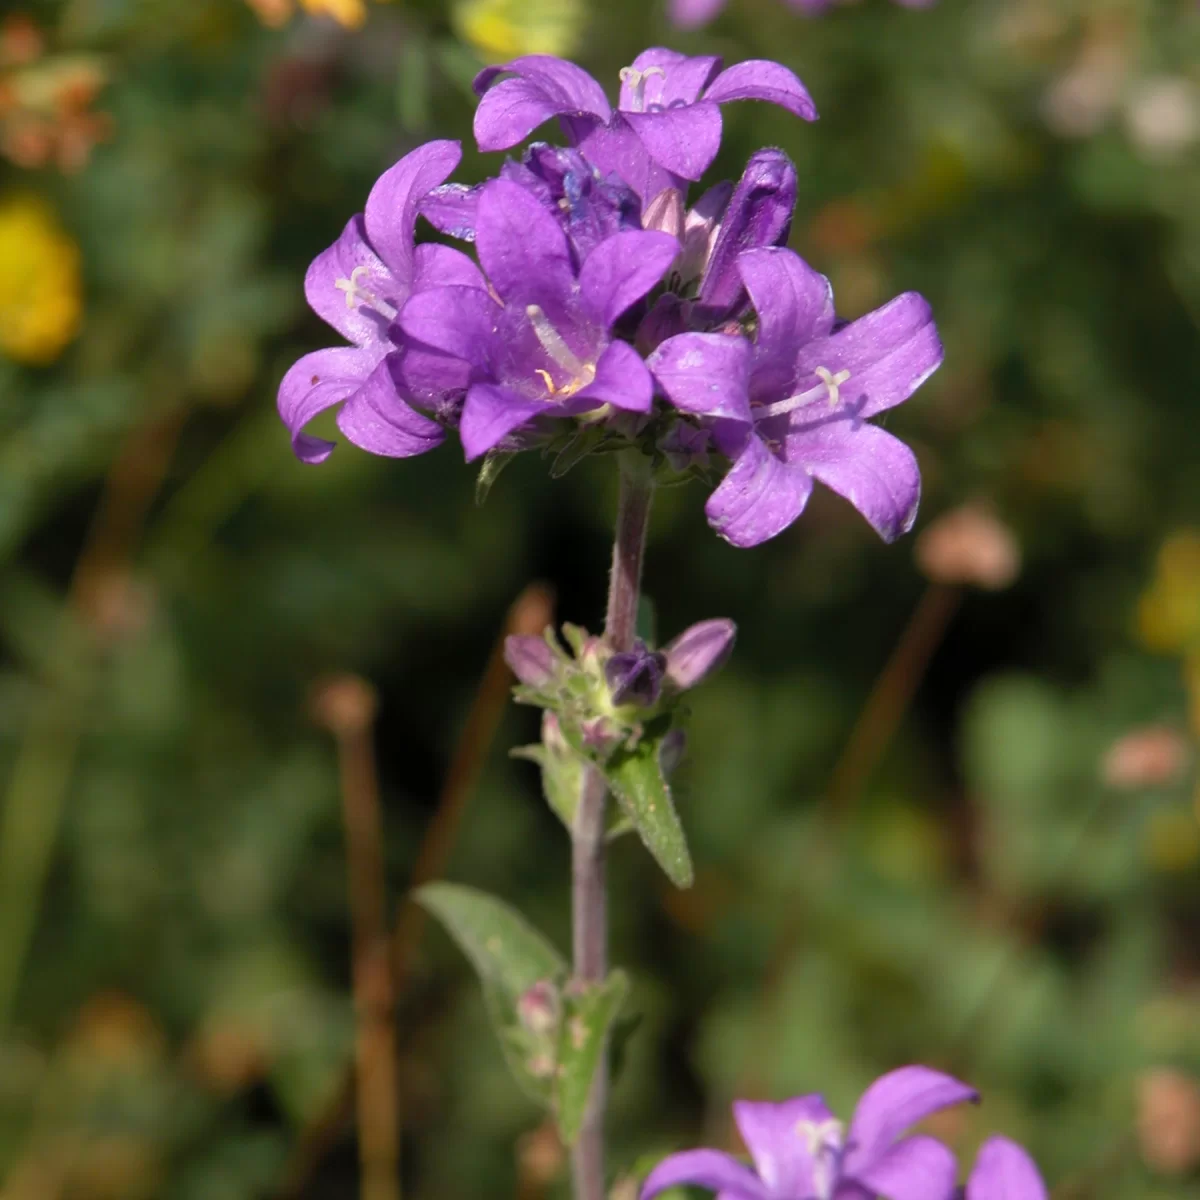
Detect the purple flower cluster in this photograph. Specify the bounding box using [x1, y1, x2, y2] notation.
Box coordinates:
[670, 0, 936, 34]
[278, 48, 944, 548]
[641, 1067, 1048, 1200]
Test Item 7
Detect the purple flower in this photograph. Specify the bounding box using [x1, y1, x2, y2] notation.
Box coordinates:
[277, 140, 488, 464]
[964, 1137, 1047, 1200]
[472, 49, 816, 197]
[641, 1066, 977, 1200]
[649, 246, 943, 547]
[504, 634, 557, 687]
[400, 177, 679, 461]
[606, 640, 668, 706]
[670, 0, 935, 33]
[422, 143, 643, 269]
[662, 618, 736, 690]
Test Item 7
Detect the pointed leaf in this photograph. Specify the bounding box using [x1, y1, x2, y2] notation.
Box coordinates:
[476, 449, 516, 504]
[417, 882, 566, 995]
[550, 426, 604, 479]
[555, 970, 630, 1145]
[606, 736, 693, 887]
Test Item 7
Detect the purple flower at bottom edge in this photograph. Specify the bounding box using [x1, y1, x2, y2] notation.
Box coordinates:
[670, 0, 935, 33]
[649, 245, 943, 548]
[471, 49, 816, 198]
[641, 1065, 978, 1200]
[962, 1137, 1047, 1200]
[400, 177, 679, 462]
[277, 139, 488, 464]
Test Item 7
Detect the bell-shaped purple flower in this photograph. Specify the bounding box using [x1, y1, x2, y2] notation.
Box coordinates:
[964, 1137, 1047, 1200]
[277, 139, 488, 464]
[663, 618, 736, 690]
[421, 143, 643, 270]
[605, 640, 667, 706]
[649, 246, 943, 547]
[471, 49, 816, 198]
[641, 1066, 977, 1200]
[400, 178, 679, 461]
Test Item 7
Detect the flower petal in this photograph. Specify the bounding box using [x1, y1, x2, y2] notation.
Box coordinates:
[578, 231, 680, 328]
[398, 285, 501, 372]
[844, 1067, 978, 1175]
[705, 433, 813, 547]
[851, 1135, 959, 1200]
[649, 332, 752, 421]
[640, 1149, 768, 1200]
[738, 247, 834, 397]
[786, 420, 922, 543]
[364, 139, 461, 284]
[967, 1137, 1048, 1200]
[733, 1095, 834, 1195]
[336, 357, 445, 458]
[277, 345, 382, 463]
[624, 101, 723, 180]
[475, 178, 575, 307]
[411, 243, 487, 292]
[620, 49, 722, 108]
[703, 60, 818, 121]
[572, 116, 680, 203]
[793, 292, 943, 420]
[460, 382, 549, 461]
[473, 56, 611, 151]
[304, 216, 395, 347]
[419, 182, 479, 241]
[574, 340, 653, 412]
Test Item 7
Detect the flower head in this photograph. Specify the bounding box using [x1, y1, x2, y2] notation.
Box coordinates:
[400, 177, 678, 460]
[650, 246, 942, 546]
[641, 1066, 977, 1200]
[472, 48, 816, 197]
[278, 140, 489, 464]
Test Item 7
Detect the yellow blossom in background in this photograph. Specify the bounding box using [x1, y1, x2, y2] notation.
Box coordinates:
[0, 194, 81, 365]
[1137, 531, 1200, 656]
[244, 0, 367, 29]
[453, 0, 584, 63]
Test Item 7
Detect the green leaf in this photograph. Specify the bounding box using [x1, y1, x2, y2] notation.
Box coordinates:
[606, 734, 693, 887]
[417, 882, 565, 997]
[549, 426, 603, 479]
[554, 970, 629, 1145]
[475, 450, 515, 505]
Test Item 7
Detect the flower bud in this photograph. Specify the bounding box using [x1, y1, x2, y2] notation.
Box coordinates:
[605, 641, 667, 706]
[504, 634, 557, 688]
[677, 180, 733, 285]
[642, 187, 685, 240]
[696, 149, 797, 320]
[517, 980, 560, 1037]
[663, 619, 736, 691]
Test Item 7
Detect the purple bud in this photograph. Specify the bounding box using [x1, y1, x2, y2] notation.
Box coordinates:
[660, 728, 688, 775]
[663, 619, 736, 690]
[505, 634, 556, 688]
[605, 641, 667, 706]
[642, 187, 685, 240]
[677, 180, 733, 284]
[517, 979, 560, 1036]
[636, 293, 689, 355]
[580, 715, 622, 756]
[696, 149, 797, 320]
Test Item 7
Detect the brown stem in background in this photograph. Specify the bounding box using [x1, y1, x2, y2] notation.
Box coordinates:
[826, 582, 961, 823]
[0, 410, 184, 1031]
[277, 583, 555, 1200]
[312, 676, 399, 1200]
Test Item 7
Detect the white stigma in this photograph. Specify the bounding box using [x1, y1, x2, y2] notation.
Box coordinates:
[525, 304, 596, 399]
[618, 64, 666, 112]
[756, 366, 853, 420]
[796, 1118, 845, 1200]
[335, 265, 397, 322]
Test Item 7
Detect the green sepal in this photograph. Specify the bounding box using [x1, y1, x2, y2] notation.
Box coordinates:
[604, 724, 693, 888]
[549, 426, 605, 479]
[554, 970, 630, 1145]
[475, 450, 515, 505]
[417, 883, 566, 1103]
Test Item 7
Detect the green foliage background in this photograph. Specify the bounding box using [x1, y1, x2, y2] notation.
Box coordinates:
[2, 0, 1200, 1197]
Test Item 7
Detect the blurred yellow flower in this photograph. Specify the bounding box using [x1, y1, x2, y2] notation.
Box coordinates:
[245, 0, 367, 29]
[453, 0, 584, 62]
[1144, 808, 1200, 873]
[1137, 531, 1200, 655]
[0, 194, 81, 365]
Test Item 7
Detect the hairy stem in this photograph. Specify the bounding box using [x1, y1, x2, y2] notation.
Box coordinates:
[572, 456, 654, 1200]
